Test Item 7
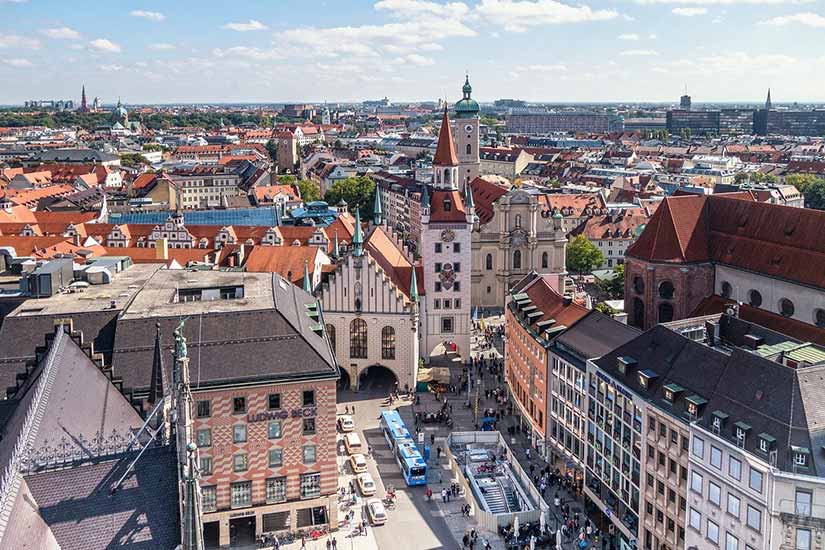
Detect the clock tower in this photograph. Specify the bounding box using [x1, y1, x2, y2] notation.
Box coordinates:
[454, 75, 481, 187]
[421, 105, 475, 364]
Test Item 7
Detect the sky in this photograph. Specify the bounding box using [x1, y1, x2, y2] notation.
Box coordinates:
[0, 0, 824, 104]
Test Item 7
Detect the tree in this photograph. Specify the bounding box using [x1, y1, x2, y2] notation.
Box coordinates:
[119, 153, 149, 168]
[265, 139, 278, 161]
[324, 176, 376, 219]
[734, 171, 777, 185]
[800, 179, 825, 210]
[297, 180, 321, 203]
[595, 302, 618, 316]
[142, 143, 163, 152]
[785, 173, 821, 192]
[566, 235, 604, 276]
[599, 263, 625, 299]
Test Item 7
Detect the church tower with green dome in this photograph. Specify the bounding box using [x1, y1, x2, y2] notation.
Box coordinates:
[454, 75, 481, 187]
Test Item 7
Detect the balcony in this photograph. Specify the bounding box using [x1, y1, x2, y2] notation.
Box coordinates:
[778, 499, 825, 530]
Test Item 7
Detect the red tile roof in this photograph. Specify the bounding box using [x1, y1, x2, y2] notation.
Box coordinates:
[469, 176, 510, 225]
[433, 108, 458, 166]
[429, 190, 466, 223]
[364, 226, 424, 302]
[523, 275, 589, 328]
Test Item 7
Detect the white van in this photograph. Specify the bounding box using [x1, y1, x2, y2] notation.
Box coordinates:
[344, 432, 363, 455]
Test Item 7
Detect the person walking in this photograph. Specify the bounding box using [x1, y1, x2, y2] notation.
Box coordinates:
[332, 538, 337, 550]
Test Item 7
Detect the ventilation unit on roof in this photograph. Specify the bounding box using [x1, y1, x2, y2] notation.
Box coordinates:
[743, 334, 764, 350]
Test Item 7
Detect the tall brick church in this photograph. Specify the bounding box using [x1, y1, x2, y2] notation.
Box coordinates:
[624, 192, 825, 330]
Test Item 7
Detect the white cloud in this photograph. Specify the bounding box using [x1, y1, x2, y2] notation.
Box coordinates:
[129, 10, 165, 21]
[42, 26, 81, 40]
[3, 58, 33, 67]
[653, 52, 797, 74]
[149, 43, 176, 50]
[98, 64, 124, 72]
[635, 0, 810, 4]
[0, 35, 40, 49]
[475, 0, 619, 31]
[518, 63, 568, 71]
[760, 12, 825, 27]
[394, 53, 435, 65]
[89, 38, 122, 53]
[672, 7, 708, 14]
[376, 0, 470, 19]
[620, 49, 659, 55]
[212, 46, 283, 60]
[649, 33, 658, 38]
[618, 33, 640, 39]
[223, 19, 268, 31]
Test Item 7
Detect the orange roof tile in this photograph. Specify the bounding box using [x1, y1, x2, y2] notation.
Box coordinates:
[429, 190, 466, 223]
[433, 108, 458, 166]
[245, 245, 320, 284]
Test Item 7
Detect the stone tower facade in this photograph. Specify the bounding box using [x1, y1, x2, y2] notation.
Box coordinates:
[454, 75, 481, 187]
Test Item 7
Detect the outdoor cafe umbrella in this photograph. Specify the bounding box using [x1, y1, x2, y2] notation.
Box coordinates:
[513, 515, 520, 538]
[540, 509, 546, 534]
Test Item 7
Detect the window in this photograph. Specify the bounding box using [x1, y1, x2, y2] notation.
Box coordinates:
[746, 505, 761, 532]
[435, 262, 442, 273]
[690, 471, 703, 494]
[707, 519, 719, 544]
[197, 428, 212, 448]
[196, 400, 211, 418]
[515, 214, 522, 228]
[349, 318, 368, 358]
[795, 490, 812, 516]
[795, 452, 808, 467]
[709, 481, 721, 506]
[269, 448, 283, 467]
[200, 455, 213, 475]
[749, 468, 763, 494]
[710, 446, 722, 469]
[726, 532, 739, 550]
[659, 280, 675, 299]
[303, 445, 317, 464]
[266, 477, 287, 503]
[303, 417, 316, 435]
[303, 390, 315, 407]
[454, 281, 461, 291]
[202, 486, 217, 512]
[633, 276, 645, 294]
[748, 289, 762, 308]
[300, 473, 321, 499]
[513, 250, 521, 269]
[233, 424, 247, 443]
[435, 243, 442, 253]
[721, 281, 732, 299]
[780, 298, 795, 317]
[231, 481, 252, 508]
[434, 299, 441, 309]
[268, 421, 282, 439]
[727, 493, 740, 518]
[815, 309, 825, 328]
[454, 243, 461, 253]
[381, 326, 396, 360]
[233, 396, 246, 414]
[796, 528, 811, 550]
[455, 299, 461, 309]
[728, 456, 742, 480]
[689, 508, 702, 530]
[268, 393, 281, 410]
[233, 453, 248, 472]
[325, 324, 336, 354]
[441, 317, 454, 333]
[542, 252, 548, 269]
[486, 254, 493, 270]
[435, 282, 442, 292]
[649, 417, 656, 432]
[658, 302, 674, 323]
[466, 144, 472, 155]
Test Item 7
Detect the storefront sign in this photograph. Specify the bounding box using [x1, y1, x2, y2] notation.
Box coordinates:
[247, 407, 316, 423]
[230, 510, 255, 519]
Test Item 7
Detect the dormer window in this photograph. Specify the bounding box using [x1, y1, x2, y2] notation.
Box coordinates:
[443, 199, 451, 212]
[734, 421, 751, 448]
[792, 446, 809, 467]
[638, 369, 658, 389]
[713, 416, 721, 430]
[663, 383, 684, 402]
[757, 433, 775, 454]
[685, 395, 708, 419]
[617, 356, 636, 375]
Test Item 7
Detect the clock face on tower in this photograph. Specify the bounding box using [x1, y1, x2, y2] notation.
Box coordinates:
[440, 229, 455, 242]
[464, 124, 474, 133]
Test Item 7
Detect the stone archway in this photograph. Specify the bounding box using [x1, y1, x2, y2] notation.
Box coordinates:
[337, 368, 352, 391]
[357, 364, 399, 393]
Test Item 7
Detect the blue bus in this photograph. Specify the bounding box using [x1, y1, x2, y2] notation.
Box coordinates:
[379, 410, 427, 486]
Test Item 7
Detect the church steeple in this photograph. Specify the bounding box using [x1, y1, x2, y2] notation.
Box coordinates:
[432, 105, 459, 190]
[765, 88, 772, 111]
[303, 259, 312, 293]
[148, 323, 165, 405]
[333, 230, 340, 259]
[409, 264, 419, 304]
[373, 188, 383, 226]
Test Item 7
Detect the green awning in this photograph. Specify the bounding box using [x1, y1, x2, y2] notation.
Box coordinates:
[758, 433, 775, 443]
[712, 410, 730, 420]
[663, 383, 685, 393]
[734, 421, 752, 431]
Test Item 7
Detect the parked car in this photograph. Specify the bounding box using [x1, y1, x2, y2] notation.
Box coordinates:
[339, 415, 355, 432]
[366, 499, 387, 525]
[349, 453, 368, 474]
[357, 472, 377, 496]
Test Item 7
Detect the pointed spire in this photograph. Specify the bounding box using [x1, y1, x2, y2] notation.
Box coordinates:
[352, 208, 363, 257]
[303, 259, 312, 293]
[421, 185, 430, 209]
[373, 188, 383, 226]
[148, 323, 164, 405]
[465, 179, 475, 210]
[766, 88, 772, 110]
[181, 442, 205, 550]
[409, 264, 419, 303]
[333, 230, 340, 259]
[433, 105, 459, 167]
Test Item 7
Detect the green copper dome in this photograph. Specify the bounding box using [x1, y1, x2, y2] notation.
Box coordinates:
[455, 75, 479, 118]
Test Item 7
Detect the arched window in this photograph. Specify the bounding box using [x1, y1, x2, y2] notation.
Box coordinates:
[444, 169, 451, 184]
[658, 302, 674, 323]
[515, 214, 522, 228]
[633, 276, 644, 294]
[721, 281, 732, 299]
[541, 252, 549, 269]
[659, 280, 674, 300]
[486, 254, 493, 270]
[632, 297, 645, 328]
[513, 250, 522, 269]
[466, 144, 471, 155]
[748, 289, 762, 308]
[779, 298, 795, 318]
[381, 326, 396, 360]
[349, 319, 367, 359]
[325, 324, 336, 354]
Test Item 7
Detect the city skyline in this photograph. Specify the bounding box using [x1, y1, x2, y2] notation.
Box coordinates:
[1, 0, 824, 104]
